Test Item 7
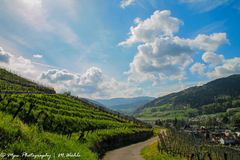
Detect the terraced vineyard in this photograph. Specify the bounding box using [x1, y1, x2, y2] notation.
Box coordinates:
[0, 68, 55, 93]
[0, 68, 153, 159]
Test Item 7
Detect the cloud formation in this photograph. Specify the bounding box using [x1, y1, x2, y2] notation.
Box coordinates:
[0, 46, 48, 79]
[0, 47, 48, 81]
[120, 0, 135, 9]
[127, 37, 194, 83]
[40, 67, 143, 98]
[120, 10, 232, 84]
[119, 10, 182, 45]
[190, 63, 206, 75]
[202, 51, 224, 66]
[207, 57, 240, 78]
[1, 45, 144, 98]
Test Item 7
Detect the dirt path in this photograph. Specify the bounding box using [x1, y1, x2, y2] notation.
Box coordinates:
[102, 136, 158, 160]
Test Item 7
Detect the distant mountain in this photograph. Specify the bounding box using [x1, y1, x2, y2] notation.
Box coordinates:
[95, 96, 155, 114]
[134, 74, 240, 121]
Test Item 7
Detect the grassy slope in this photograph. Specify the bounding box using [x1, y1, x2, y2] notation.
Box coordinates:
[0, 111, 97, 160]
[141, 142, 186, 160]
[0, 94, 152, 157]
[0, 67, 153, 159]
[0, 68, 55, 93]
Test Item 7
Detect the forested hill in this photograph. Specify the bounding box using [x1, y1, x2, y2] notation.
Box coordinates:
[0, 67, 55, 93]
[139, 74, 240, 109]
[134, 74, 240, 121]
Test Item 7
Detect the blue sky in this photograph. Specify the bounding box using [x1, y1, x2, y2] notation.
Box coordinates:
[0, 0, 240, 98]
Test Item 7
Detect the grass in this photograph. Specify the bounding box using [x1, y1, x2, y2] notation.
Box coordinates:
[0, 111, 97, 160]
[141, 142, 186, 160]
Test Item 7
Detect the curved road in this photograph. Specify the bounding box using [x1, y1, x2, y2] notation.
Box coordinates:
[102, 137, 157, 160]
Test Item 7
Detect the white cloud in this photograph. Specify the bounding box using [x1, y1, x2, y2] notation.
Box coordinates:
[40, 69, 76, 83]
[192, 33, 228, 51]
[180, 0, 231, 12]
[0, 46, 47, 79]
[120, 0, 135, 9]
[119, 10, 182, 46]
[120, 10, 233, 85]
[40, 67, 144, 98]
[175, 33, 228, 52]
[208, 57, 240, 78]
[33, 54, 43, 59]
[202, 51, 224, 66]
[127, 37, 194, 83]
[190, 63, 206, 75]
[1, 45, 145, 98]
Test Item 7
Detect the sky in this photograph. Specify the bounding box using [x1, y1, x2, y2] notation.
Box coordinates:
[0, 0, 240, 99]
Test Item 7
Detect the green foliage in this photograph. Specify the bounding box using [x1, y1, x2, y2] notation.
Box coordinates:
[0, 67, 153, 159]
[157, 129, 240, 159]
[141, 142, 186, 160]
[0, 68, 55, 93]
[0, 111, 97, 159]
[135, 74, 240, 127]
[0, 94, 147, 135]
[0, 93, 152, 158]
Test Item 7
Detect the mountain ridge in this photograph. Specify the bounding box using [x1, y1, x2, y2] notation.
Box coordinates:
[95, 96, 155, 114]
[134, 74, 240, 122]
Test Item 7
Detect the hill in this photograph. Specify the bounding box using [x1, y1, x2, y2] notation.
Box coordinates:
[0, 67, 55, 94]
[134, 75, 240, 127]
[0, 67, 153, 159]
[95, 96, 155, 114]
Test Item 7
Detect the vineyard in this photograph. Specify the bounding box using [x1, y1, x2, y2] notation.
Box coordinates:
[0, 68, 153, 159]
[157, 129, 240, 160]
[0, 68, 55, 94]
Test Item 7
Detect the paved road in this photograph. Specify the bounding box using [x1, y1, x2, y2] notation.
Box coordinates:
[102, 137, 158, 160]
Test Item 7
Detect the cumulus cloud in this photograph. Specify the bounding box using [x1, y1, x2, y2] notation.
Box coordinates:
[40, 67, 143, 98]
[180, 0, 231, 12]
[127, 37, 194, 83]
[208, 57, 240, 78]
[202, 51, 224, 66]
[120, 0, 135, 9]
[175, 33, 228, 51]
[40, 69, 76, 83]
[190, 63, 206, 75]
[120, 10, 232, 84]
[119, 10, 182, 46]
[192, 33, 228, 51]
[0, 46, 145, 98]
